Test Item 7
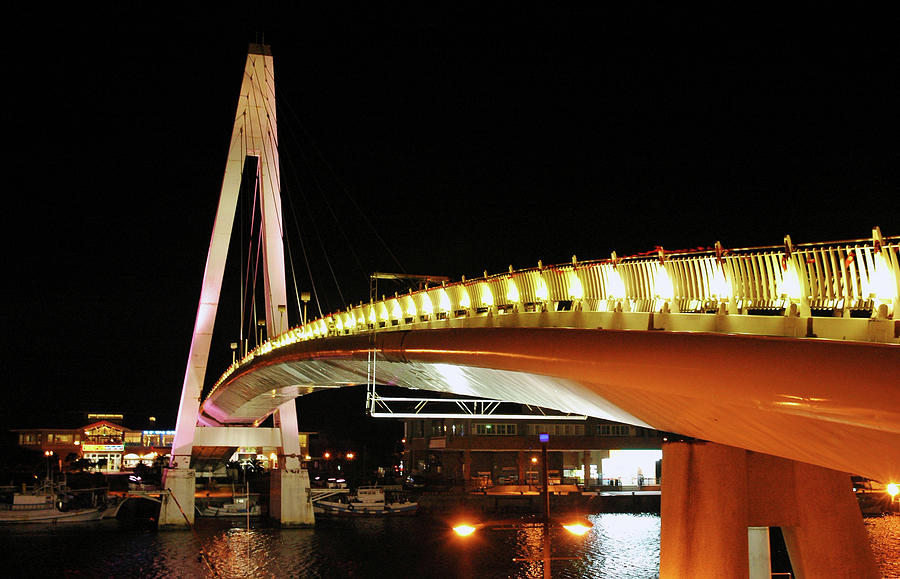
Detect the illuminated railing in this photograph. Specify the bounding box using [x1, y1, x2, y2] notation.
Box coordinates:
[210, 231, 898, 394]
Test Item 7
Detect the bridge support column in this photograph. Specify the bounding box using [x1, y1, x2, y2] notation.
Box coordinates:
[270, 468, 314, 527]
[660, 440, 878, 579]
[159, 467, 196, 529]
[269, 400, 314, 527]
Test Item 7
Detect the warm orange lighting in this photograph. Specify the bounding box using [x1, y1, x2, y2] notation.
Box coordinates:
[506, 280, 520, 303]
[562, 521, 592, 536]
[887, 483, 899, 498]
[44, 450, 53, 457]
[324, 452, 331, 459]
[531, 456, 538, 464]
[346, 452, 355, 460]
[453, 524, 477, 537]
[480, 283, 494, 307]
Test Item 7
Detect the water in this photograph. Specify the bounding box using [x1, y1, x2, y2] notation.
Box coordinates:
[0, 513, 896, 578]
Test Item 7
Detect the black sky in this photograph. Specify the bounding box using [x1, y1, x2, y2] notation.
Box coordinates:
[3, 6, 897, 429]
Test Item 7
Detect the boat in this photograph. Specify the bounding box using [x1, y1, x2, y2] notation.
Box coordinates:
[196, 495, 262, 517]
[852, 476, 895, 515]
[313, 485, 417, 516]
[0, 479, 111, 524]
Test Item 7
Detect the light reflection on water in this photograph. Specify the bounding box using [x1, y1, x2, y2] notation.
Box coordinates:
[0, 513, 895, 578]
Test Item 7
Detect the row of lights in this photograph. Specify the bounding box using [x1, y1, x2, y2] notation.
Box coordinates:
[210, 231, 897, 394]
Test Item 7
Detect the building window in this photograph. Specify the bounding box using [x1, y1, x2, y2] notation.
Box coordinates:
[524, 423, 585, 436]
[599, 424, 633, 436]
[475, 423, 517, 436]
[20, 433, 40, 445]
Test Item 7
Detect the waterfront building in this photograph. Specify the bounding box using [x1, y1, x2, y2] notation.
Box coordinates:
[12, 416, 175, 473]
[402, 413, 664, 489]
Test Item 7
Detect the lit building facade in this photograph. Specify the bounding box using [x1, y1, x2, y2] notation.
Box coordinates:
[402, 416, 663, 488]
[13, 420, 175, 473]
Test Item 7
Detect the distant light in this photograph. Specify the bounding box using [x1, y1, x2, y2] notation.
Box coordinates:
[453, 524, 477, 537]
[539, 433, 549, 443]
[346, 452, 355, 460]
[531, 457, 538, 464]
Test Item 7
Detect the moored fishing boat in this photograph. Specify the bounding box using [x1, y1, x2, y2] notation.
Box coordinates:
[0, 479, 110, 524]
[314, 486, 417, 516]
[196, 495, 262, 517]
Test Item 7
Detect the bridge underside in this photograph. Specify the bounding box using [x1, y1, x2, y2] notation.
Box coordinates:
[201, 327, 899, 484]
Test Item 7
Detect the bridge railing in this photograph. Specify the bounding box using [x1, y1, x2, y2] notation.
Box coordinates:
[210, 233, 898, 394]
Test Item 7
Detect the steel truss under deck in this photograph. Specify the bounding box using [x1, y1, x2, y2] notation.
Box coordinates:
[366, 385, 587, 420]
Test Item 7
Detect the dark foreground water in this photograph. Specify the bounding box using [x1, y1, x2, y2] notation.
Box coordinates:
[0, 513, 897, 578]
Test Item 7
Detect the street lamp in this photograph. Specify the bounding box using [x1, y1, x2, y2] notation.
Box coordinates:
[44, 450, 54, 481]
[300, 292, 311, 325]
[452, 433, 592, 578]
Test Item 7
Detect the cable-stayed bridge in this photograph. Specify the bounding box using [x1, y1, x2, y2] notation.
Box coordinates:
[161, 44, 898, 578]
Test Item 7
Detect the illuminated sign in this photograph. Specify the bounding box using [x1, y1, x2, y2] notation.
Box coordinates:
[142, 430, 175, 435]
[82, 444, 124, 452]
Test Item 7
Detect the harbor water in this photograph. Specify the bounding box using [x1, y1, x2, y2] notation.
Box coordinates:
[1, 513, 897, 578]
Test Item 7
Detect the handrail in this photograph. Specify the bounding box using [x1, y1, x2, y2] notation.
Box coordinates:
[208, 234, 899, 397]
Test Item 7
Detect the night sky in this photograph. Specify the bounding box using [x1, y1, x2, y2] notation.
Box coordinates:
[3, 6, 897, 430]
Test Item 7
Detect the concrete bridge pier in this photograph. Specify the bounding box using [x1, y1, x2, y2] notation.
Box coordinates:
[269, 401, 315, 527]
[660, 440, 878, 579]
[159, 466, 196, 529]
[270, 467, 315, 527]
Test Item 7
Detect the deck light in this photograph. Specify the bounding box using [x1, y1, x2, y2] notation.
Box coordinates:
[507, 279, 520, 303]
[536, 277, 549, 301]
[459, 289, 471, 309]
[438, 289, 451, 312]
[568, 271, 584, 300]
[606, 266, 625, 300]
[480, 283, 494, 307]
[654, 263, 675, 302]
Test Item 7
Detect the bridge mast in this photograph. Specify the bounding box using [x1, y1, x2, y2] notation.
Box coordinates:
[162, 43, 311, 528]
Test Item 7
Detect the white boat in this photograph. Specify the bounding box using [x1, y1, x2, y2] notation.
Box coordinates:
[0, 480, 109, 524]
[196, 496, 262, 517]
[314, 486, 417, 516]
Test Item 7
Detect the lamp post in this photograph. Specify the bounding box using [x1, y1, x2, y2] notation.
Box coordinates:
[44, 450, 54, 481]
[453, 433, 591, 577]
[300, 292, 311, 325]
[540, 433, 551, 579]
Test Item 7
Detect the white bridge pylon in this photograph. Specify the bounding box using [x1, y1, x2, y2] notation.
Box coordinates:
[161, 44, 311, 528]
